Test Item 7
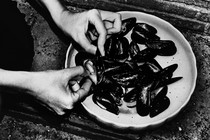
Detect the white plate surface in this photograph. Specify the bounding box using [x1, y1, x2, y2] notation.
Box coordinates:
[65, 11, 197, 130]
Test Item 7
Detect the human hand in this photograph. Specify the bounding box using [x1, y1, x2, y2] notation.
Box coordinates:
[28, 67, 92, 115]
[56, 9, 122, 56]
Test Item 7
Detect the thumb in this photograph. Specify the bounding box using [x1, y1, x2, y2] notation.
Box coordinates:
[79, 34, 97, 55]
[63, 66, 85, 80]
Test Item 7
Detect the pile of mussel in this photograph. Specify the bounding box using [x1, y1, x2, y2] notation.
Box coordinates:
[74, 17, 182, 118]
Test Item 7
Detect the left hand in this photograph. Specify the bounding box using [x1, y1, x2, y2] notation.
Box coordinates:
[56, 9, 122, 56]
[27, 67, 92, 115]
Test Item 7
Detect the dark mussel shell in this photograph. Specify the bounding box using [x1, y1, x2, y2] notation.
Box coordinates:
[111, 71, 140, 87]
[90, 57, 105, 84]
[131, 25, 160, 44]
[104, 36, 116, 57]
[146, 40, 177, 56]
[109, 85, 124, 106]
[129, 41, 141, 59]
[104, 60, 136, 76]
[131, 29, 147, 44]
[123, 87, 138, 103]
[164, 77, 183, 86]
[104, 36, 129, 62]
[136, 82, 153, 116]
[99, 56, 122, 72]
[97, 76, 124, 106]
[114, 37, 130, 61]
[153, 64, 178, 89]
[141, 59, 162, 74]
[150, 86, 170, 117]
[118, 17, 137, 37]
[136, 75, 156, 116]
[132, 48, 158, 63]
[92, 92, 119, 115]
[152, 86, 168, 101]
[134, 23, 158, 35]
[155, 76, 183, 90]
[75, 51, 95, 66]
[158, 63, 178, 79]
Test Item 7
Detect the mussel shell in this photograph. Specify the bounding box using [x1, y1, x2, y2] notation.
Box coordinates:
[154, 76, 183, 90]
[146, 40, 177, 56]
[118, 17, 137, 37]
[136, 84, 152, 116]
[105, 36, 129, 62]
[104, 36, 116, 57]
[111, 71, 139, 87]
[100, 57, 121, 72]
[132, 48, 158, 63]
[153, 86, 168, 100]
[140, 59, 162, 74]
[150, 94, 170, 118]
[134, 23, 158, 35]
[131, 30, 147, 44]
[75, 51, 95, 66]
[114, 37, 130, 61]
[153, 64, 178, 89]
[104, 61, 136, 76]
[131, 25, 160, 44]
[135, 74, 157, 116]
[129, 41, 141, 59]
[92, 93, 119, 115]
[109, 85, 124, 106]
[159, 63, 178, 78]
[96, 79, 123, 106]
[123, 87, 138, 103]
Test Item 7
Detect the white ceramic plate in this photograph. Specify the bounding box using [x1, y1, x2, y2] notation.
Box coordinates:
[65, 11, 197, 130]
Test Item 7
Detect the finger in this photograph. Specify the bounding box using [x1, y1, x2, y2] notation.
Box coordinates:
[104, 20, 113, 30]
[87, 30, 98, 41]
[85, 61, 97, 84]
[107, 14, 122, 34]
[74, 78, 92, 101]
[69, 81, 80, 92]
[89, 74, 97, 85]
[99, 11, 122, 34]
[89, 12, 107, 56]
[79, 34, 97, 54]
[65, 66, 85, 80]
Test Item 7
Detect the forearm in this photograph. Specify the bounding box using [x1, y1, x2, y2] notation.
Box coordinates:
[37, 0, 69, 25]
[0, 69, 32, 90]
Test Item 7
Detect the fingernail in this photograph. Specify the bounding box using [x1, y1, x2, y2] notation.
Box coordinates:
[86, 61, 94, 73]
[99, 49, 105, 56]
[89, 74, 97, 85]
[69, 81, 80, 92]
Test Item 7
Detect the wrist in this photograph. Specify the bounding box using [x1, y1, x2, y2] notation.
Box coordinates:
[41, 0, 67, 24]
[0, 69, 32, 89]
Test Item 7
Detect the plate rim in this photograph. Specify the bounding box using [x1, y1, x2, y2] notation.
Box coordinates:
[65, 11, 197, 130]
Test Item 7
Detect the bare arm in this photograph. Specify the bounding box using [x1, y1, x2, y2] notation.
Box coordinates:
[0, 67, 92, 115]
[0, 0, 121, 115]
[0, 69, 31, 89]
[36, 0, 122, 56]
